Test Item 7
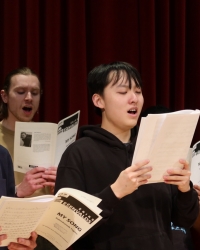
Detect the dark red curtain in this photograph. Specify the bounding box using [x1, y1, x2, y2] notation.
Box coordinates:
[0, 0, 200, 247]
[0, 0, 200, 136]
[1, 0, 200, 132]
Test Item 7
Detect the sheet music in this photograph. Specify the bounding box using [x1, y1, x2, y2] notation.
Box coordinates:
[132, 109, 200, 183]
[0, 188, 102, 249]
[0, 198, 53, 245]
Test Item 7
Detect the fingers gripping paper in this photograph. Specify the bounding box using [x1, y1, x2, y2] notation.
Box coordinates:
[132, 110, 200, 183]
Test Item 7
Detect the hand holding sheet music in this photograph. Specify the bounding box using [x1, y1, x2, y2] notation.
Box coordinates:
[132, 109, 200, 183]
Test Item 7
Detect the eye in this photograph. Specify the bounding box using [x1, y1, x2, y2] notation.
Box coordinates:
[17, 91, 25, 95]
[135, 88, 142, 94]
[117, 85, 129, 94]
[32, 91, 39, 96]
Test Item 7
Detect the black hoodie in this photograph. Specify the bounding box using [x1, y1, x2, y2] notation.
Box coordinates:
[55, 125, 199, 250]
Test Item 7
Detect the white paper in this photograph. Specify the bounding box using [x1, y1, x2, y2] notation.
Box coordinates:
[14, 111, 80, 173]
[37, 189, 102, 250]
[0, 196, 54, 246]
[55, 112, 80, 166]
[132, 109, 200, 183]
[0, 188, 102, 249]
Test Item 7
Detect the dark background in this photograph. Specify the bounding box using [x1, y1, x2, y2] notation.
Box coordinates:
[0, 0, 200, 144]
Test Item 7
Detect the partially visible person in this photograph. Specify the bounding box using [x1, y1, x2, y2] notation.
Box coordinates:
[140, 104, 171, 117]
[0, 67, 57, 250]
[0, 144, 37, 250]
[191, 185, 200, 250]
[54, 61, 199, 249]
[0, 67, 57, 197]
[193, 185, 200, 209]
[141, 105, 195, 250]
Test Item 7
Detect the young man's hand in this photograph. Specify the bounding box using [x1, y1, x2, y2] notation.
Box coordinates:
[0, 229, 7, 245]
[7, 232, 37, 250]
[16, 167, 46, 197]
[163, 159, 191, 192]
[111, 160, 152, 199]
[42, 166, 58, 194]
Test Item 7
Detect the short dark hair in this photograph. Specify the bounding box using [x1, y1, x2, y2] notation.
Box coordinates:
[87, 61, 142, 116]
[141, 105, 170, 117]
[0, 67, 42, 120]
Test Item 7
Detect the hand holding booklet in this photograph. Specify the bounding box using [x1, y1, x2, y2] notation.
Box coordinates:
[14, 110, 80, 173]
[132, 109, 200, 183]
[0, 188, 102, 249]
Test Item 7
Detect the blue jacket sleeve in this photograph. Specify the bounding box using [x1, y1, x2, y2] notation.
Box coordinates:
[0, 145, 15, 197]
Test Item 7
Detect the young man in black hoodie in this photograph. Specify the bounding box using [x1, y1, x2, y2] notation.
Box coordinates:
[55, 61, 199, 250]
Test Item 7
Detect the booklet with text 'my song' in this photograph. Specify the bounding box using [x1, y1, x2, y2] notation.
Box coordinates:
[0, 188, 102, 250]
[132, 109, 200, 183]
[14, 110, 80, 173]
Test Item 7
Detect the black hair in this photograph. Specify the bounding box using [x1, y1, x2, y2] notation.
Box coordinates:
[87, 61, 142, 116]
[141, 105, 170, 117]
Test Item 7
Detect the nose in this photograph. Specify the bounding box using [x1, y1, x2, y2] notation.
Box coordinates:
[25, 92, 33, 101]
[129, 91, 138, 103]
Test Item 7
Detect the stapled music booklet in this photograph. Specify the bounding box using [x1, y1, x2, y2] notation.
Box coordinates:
[14, 110, 80, 173]
[0, 187, 102, 250]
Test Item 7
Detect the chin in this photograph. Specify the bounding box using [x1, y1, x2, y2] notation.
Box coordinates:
[20, 116, 34, 122]
[130, 119, 138, 127]
[124, 123, 137, 130]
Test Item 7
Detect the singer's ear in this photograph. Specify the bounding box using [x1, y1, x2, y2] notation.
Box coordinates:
[1, 90, 8, 103]
[92, 94, 105, 109]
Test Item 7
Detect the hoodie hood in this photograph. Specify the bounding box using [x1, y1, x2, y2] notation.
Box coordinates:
[78, 125, 138, 149]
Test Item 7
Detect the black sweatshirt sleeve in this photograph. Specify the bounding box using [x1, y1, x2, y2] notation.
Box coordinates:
[55, 144, 120, 221]
[171, 181, 199, 228]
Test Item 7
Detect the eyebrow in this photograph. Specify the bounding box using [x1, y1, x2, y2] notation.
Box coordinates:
[14, 86, 40, 90]
[116, 84, 129, 88]
[115, 83, 142, 91]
